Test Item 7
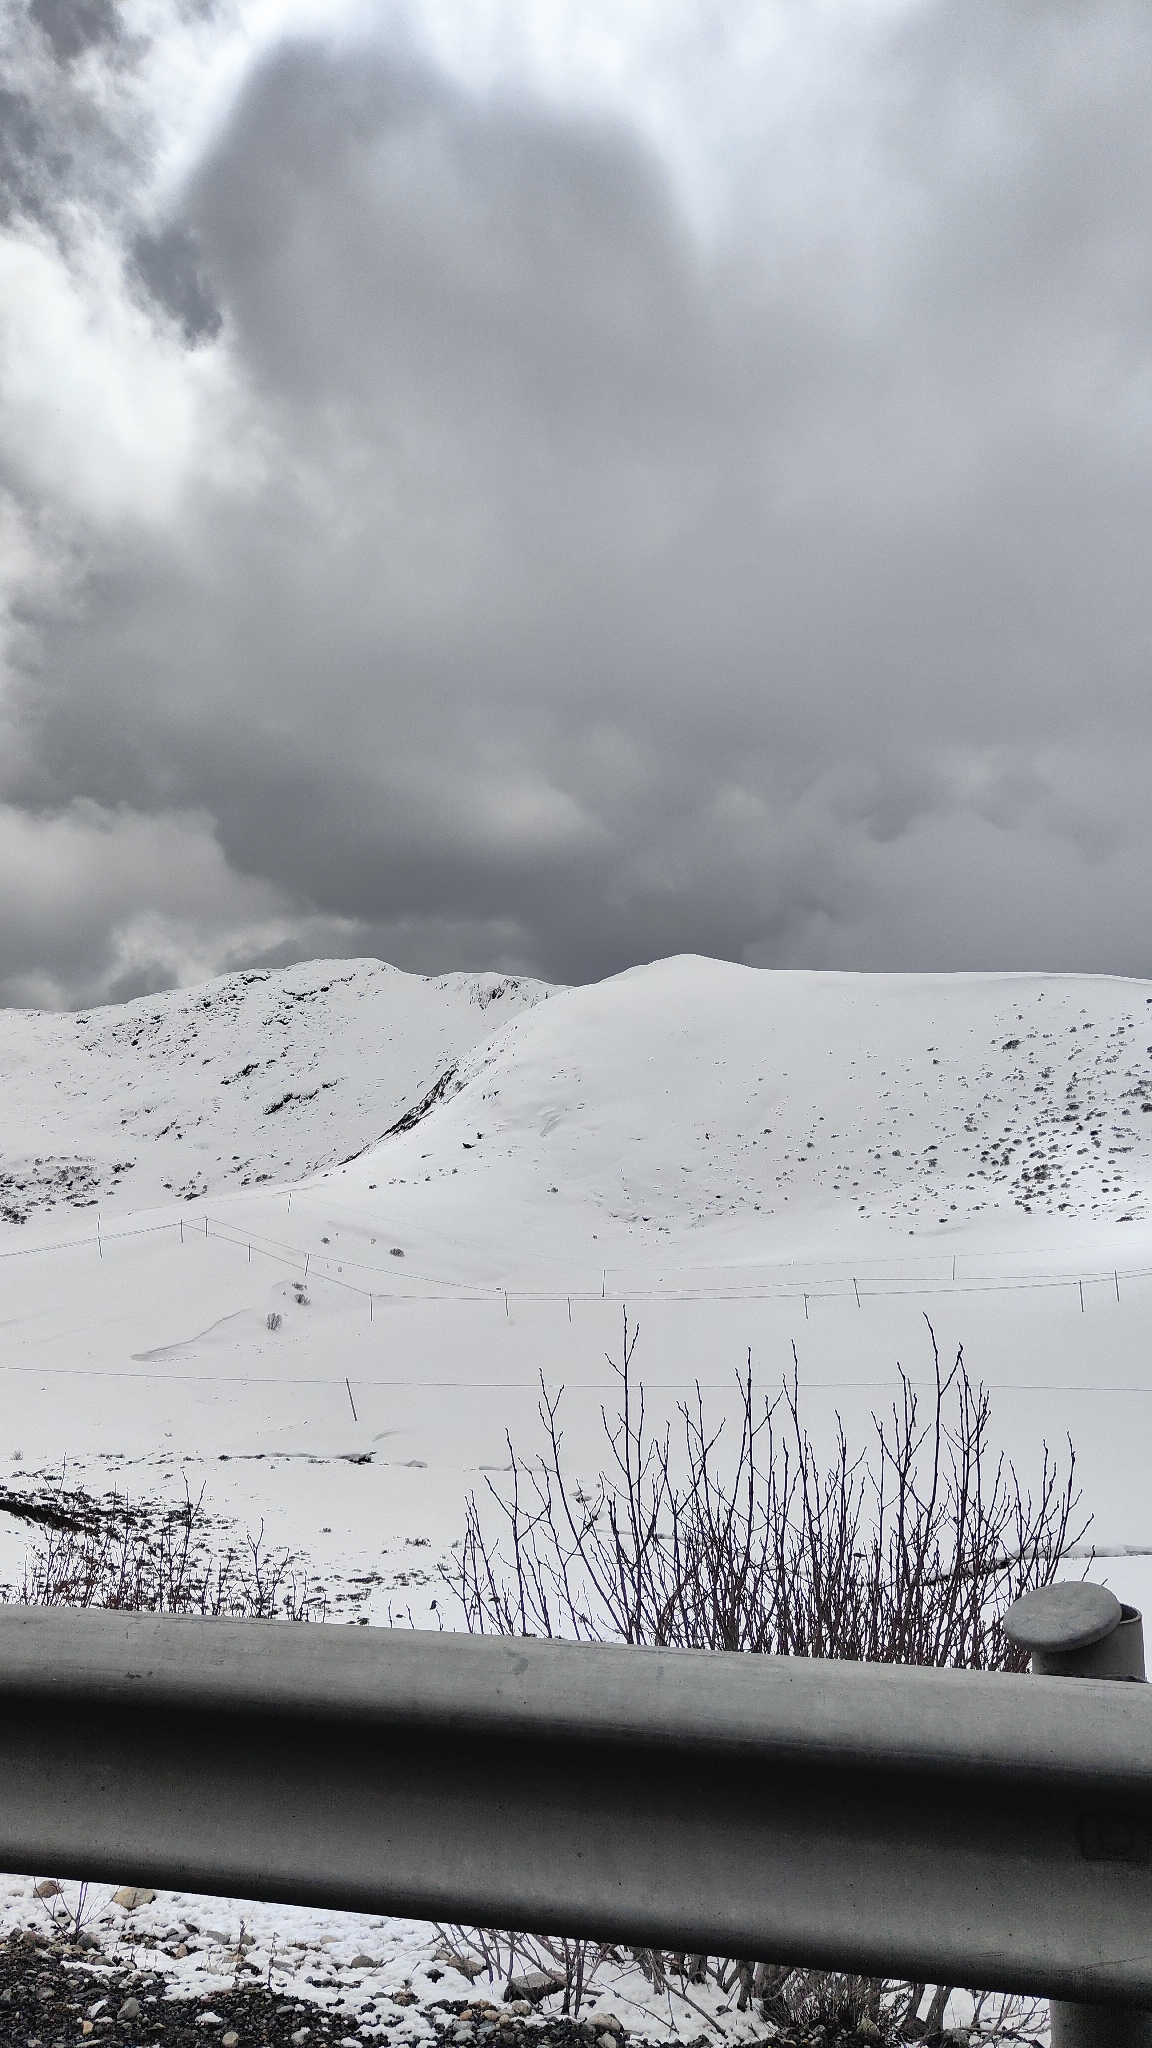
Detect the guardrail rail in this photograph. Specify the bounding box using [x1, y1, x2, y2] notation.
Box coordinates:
[0, 1590, 1149, 2039]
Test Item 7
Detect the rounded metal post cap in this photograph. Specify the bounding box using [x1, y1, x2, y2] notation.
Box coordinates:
[1004, 1581, 1122, 1654]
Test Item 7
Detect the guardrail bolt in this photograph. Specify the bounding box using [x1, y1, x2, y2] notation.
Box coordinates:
[1005, 1583, 1150, 2048]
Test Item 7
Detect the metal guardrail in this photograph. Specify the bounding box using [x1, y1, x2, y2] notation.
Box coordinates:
[1, 1601, 1151, 2015]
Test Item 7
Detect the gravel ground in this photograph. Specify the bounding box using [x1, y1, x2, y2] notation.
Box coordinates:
[0, 1931, 758, 2048]
[1, 1929, 363, 2047]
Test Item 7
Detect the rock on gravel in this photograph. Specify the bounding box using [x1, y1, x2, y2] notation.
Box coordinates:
[0, 1933, 377, 2048]
[0, 1925, 824, 2048]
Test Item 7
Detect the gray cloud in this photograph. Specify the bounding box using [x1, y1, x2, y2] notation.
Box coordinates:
[131, 225, 222, 344]
[29, 0, 120, 66]
[0, 0, 136, 235]
[4, 2, 1152, 1002]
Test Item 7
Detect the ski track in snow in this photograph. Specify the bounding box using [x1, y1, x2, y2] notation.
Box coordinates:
[4, 952, 1152, 2031]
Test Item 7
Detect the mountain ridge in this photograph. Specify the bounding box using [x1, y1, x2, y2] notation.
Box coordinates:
[5, 953, 1152, 1246]
[337, 956, 1152, 1259]
[0, 957, 551, 1224]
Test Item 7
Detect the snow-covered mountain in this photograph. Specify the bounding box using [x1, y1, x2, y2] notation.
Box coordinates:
[6, 952, 1152, 1622]
[5, 953, 1151, 1242]
[317, 956, 1152, 1276]
[0, 959, 550, 1225]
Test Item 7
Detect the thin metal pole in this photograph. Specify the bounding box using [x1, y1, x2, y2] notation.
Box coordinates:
[1008, 1584, 1152, 2048]
[1051, 2010, 1152, 2048]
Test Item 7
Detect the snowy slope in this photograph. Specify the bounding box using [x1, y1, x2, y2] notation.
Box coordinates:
[3, 956, 1152, 1552]
[6, 953, 1150, 1244]
[331, 955, 1152, 1276]
[0, 959, 550, 1224]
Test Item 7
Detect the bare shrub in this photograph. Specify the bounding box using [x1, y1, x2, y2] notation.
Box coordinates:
[433, 1925, 619, 2019]
[445, 1315, 1080, 2039]
[451, 1313, 1083, 1666]
[34, 1877, 99, 1944]
[19, 1481, 326, 1621]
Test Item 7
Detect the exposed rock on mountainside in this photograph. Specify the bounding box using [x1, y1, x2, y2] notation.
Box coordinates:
[0, 960, 550, 1224]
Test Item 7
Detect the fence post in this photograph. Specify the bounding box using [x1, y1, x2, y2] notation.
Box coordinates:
[1005, 1583, 1152, 2048]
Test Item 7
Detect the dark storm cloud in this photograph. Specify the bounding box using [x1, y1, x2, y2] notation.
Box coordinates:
[5, 1, 1152, 1001]
[132, 226, 222, 345]
[29, 0, 120, 66]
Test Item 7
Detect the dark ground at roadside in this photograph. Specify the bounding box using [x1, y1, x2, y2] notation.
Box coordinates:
[0, 1934, 745, 2048]
[1, 1928, 359, 2047]
[1, 1928, 932, 2048]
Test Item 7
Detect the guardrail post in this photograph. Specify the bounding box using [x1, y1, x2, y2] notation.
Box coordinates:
[1005, 1583, 1152, 2048]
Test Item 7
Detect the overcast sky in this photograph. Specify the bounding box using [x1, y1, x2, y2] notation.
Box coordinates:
[2, 0, 1151, 1007]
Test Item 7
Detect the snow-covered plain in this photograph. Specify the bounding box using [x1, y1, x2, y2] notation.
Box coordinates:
[4, 953, 1152, 2034]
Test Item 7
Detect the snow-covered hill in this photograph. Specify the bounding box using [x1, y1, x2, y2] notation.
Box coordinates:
[5, 951, 1152, 1582]
[8, 952, 1152, 1647]
[0, 959, 550, 1225]
[6, 954, 1151, 1244]
[331, 956, 1152, 1274]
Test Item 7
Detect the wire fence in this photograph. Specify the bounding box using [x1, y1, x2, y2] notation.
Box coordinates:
[2, 1201, 1150, 1306]
[0, 1198, 1151, 1400]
